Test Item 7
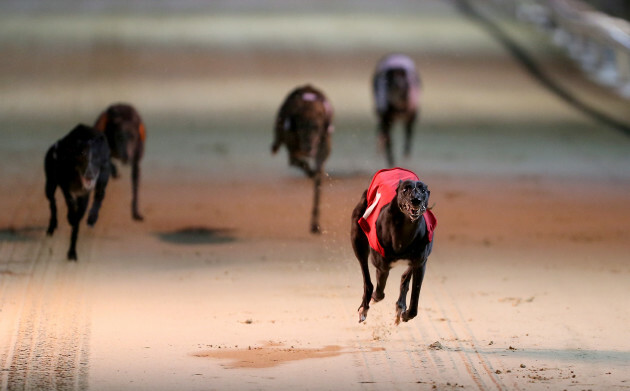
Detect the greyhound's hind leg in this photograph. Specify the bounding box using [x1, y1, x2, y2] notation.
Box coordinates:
[131, 158, 143, 221]
[372, 263, 389, 303]
[403, 111, 417, 159]
[351, 192, 372, 322]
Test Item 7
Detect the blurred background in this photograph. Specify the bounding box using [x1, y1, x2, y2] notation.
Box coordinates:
[584, 0, 629, 19]
[1, 0, 629, 184]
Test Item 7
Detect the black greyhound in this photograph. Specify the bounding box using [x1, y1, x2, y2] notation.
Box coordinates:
[45, 124, 111, 260]
[351, 168, 436, 324]
[373, 54, 421, 167]
[272, 84, 333, 234]
[94, 103, 146, 221]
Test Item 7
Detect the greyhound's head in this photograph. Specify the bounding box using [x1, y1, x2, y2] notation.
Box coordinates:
[385, 68, 409, 110]
[397, 179, 430, 222]
[107, 116, 140, 164]
[95, 105, 142, 164]
[73, 137, 104, 191]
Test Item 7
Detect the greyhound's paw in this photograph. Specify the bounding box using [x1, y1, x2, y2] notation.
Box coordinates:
[87, 213, 98, 226]
[394, 306, 404, 325]
[133, 212, 144, 222]
[358, 306, 369, 323]
[110, 163, 119, 178]
[46, 221, 57, 236]
[67, 249, 78, 261]
[401, 310, 417, 323]
[310, 223, 321, 234]
[371, 292, 385, 303]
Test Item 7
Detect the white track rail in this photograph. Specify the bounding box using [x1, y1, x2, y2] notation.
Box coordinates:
[481, 0, 630, 98]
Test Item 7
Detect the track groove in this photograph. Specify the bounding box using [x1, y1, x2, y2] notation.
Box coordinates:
[0, 179, 91, 391]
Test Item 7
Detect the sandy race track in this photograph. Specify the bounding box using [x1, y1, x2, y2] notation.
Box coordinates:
[1, 1, 630, 390]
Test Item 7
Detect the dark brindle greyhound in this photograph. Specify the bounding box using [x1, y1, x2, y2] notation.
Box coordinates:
[373, 54, 421, 167]
[271, 84, 333, 234]
[94, 103, 146, 221]
[45, 124, 111, 260]
[351, 168, 437, 324]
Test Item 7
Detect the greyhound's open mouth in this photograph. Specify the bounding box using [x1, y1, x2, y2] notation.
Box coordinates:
[81, 177, 97, 191]
[404, 203, 426, 221]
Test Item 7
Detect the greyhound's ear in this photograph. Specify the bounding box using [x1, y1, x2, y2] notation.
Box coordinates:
[94, 112, 108, 132]
[139, 122, 146, 142]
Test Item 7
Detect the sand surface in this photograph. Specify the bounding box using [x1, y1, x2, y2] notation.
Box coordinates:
[1, 1, 630, 390]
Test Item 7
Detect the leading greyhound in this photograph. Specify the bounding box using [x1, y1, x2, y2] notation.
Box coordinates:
[351, 168, 437, 324]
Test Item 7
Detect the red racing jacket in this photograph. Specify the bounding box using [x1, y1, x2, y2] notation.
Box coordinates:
[358, 168, 437, 257]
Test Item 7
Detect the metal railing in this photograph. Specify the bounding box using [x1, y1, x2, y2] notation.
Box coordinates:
[481, 0, 630, 99]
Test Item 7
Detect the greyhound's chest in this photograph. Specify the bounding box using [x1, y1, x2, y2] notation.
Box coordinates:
[67, 176, 94, 198]
[376, 217, 432, 261]
[384, 236, 428, 260]
[388, 95, 412, 113]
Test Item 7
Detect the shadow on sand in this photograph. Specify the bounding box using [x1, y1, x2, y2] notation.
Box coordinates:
[0, 226, 44, 242]
[452, 345, 630, 364]
[155, 226, 236, 245]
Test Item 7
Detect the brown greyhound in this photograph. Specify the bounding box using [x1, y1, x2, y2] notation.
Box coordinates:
[45, 124, 111, 260]
[272, 84, 333, 234]
[350, 168, 437, 324]
[94, 103, 146, 221]
[373, 54, 421, 167]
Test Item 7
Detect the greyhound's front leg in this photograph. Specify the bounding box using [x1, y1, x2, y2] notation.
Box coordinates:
[395, 266, 413, 325]
[109, 161, 119, 178]
[67, 195, 89, 261]
[44, 149, 58, 235]
[88, 165, 110, 226]
[401, 263, 426, 322]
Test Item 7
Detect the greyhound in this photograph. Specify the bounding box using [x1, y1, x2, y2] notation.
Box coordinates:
[94, 103, 146, 221]
[373, 54, 421, 167]
[350, 168, 437, 324]
[45, 124, 111, 260]
[272, 84, 333, 234]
